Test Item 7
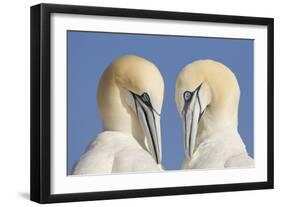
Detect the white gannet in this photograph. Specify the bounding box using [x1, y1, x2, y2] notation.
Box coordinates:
[72, 55, 164, 175]
[175, 60, 254, 169]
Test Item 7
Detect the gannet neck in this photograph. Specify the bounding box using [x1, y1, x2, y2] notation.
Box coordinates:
[97, 61, 145, 149]
[97, 55, 164, 155]
[176, 59, 240, 157]
[195, 60, 240, 142]
[196, 112, 238, 145]
[196, 92, 239, 143]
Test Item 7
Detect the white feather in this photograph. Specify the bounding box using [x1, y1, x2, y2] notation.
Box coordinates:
[182, 129, 254, 169]
[72, 131, 162, 175]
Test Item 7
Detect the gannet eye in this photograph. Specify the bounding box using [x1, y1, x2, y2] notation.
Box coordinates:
[141, 92, 151, 103]
[183, 91, 192, 102]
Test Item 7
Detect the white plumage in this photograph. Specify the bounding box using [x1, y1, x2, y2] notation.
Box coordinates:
[72, 131, 162, 175]
[181, 128, 253, 169]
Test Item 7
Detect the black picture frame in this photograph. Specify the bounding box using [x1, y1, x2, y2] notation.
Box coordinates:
[30, 3, 274, 204]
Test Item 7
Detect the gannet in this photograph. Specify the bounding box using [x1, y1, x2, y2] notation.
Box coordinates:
[72, 55, 164, 175]
[175, 60, 254, 169]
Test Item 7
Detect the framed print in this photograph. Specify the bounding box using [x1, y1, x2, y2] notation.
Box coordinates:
[30, 3, 274, 203]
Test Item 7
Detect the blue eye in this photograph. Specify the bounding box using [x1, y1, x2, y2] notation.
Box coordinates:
[183, 91, 192, 102]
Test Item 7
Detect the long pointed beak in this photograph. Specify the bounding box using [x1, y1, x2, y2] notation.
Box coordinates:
[135, 99, 162, 164]
[182, 90, 201, 158]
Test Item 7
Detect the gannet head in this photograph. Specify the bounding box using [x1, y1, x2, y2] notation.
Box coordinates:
[175, 59, 240, 158]
[97, 55, 164, 164]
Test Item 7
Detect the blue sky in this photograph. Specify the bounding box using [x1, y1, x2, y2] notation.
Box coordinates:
[67, 31, 254, 174]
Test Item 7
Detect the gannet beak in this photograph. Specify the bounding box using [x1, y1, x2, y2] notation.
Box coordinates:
[182, 84, 204, 158]
[131, 92, 162, 164]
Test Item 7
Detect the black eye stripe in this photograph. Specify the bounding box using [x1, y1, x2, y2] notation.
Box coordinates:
[140, 93, 154, 109]
[141, 92, 150, 103]
[130, 91, 161, 116]
[182, 83, 206, 121]
[183, 91, 192, 102]
[183, 83, 203, 103]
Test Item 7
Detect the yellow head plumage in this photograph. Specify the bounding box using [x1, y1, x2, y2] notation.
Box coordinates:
[97, 55, 164, 163]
